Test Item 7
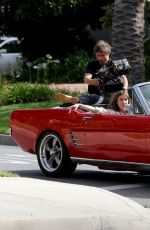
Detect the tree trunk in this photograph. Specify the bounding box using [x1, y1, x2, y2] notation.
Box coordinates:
[112, 0, 145, 86]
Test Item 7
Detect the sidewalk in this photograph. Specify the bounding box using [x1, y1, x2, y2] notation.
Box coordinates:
[0, 177, 150, 230]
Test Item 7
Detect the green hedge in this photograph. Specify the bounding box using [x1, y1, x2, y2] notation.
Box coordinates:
[0, 83, 53, 105]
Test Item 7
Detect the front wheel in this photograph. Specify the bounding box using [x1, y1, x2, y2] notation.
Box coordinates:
[37, 131, 77, 177]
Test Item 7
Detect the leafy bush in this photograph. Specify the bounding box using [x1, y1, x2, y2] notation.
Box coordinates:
[46, 50, 91, 83]
[0, 83, 53, 105]
[13, 50, 91, 83]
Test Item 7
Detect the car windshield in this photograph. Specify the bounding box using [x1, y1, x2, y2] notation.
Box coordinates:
[139, 84, 150, 110]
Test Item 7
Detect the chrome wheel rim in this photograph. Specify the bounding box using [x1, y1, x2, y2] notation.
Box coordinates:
[39, 134, 63, 172]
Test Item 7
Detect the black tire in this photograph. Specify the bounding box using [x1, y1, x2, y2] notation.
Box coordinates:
[37, 131, 77, 177]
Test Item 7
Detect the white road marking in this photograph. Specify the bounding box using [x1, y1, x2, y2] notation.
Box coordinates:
[1, 155, 36, 161]
[0, 159, 31, 164]
[0, 150, 37, 165]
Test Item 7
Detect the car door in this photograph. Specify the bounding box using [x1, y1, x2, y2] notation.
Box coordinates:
[81, 113, 146, 163]
[144, 116, 150, 164]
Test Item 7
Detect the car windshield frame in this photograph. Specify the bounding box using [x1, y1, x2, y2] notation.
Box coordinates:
[132, 82, 150, 115]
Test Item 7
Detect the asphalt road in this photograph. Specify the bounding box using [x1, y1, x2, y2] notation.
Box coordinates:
[0, 144, 150, 208]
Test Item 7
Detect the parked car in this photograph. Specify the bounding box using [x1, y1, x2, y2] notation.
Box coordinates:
[0, 36, 22, 74]
[9, 82, 150, 177]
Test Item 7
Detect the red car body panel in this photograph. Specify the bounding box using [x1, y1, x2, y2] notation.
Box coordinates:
[9, 108, 150, 164]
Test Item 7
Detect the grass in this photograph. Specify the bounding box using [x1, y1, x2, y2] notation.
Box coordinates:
[0, 100, 60, 134]
[0, 171, 19, 177]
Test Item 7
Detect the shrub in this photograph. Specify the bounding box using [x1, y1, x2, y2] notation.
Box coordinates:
[12, 50, 91, 84]
[0, 83, 53, 105]
[46, 50, 91, 83]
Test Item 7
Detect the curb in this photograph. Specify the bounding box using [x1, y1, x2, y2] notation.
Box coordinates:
[0, 134, 17, 146]
[0, 177, 150, 230]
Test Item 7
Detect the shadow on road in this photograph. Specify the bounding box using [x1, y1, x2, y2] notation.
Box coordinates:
[10, 167, 150, 186]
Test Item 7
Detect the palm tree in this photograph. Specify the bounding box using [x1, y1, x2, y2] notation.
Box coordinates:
[112, 0, 145, 85]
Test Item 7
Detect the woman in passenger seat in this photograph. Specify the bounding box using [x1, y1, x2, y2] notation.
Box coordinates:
[69, 90, 131, 115]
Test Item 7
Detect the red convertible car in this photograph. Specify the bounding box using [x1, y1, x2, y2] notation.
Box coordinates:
[9, 82, 150, 177]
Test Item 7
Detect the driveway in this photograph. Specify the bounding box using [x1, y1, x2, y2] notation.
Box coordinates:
[49, 83, 88, 93]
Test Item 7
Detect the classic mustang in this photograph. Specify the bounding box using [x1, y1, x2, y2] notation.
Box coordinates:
[9, 82, 150, 177]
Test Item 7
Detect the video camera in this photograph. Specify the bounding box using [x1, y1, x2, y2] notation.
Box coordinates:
[96, 58, 130, 94]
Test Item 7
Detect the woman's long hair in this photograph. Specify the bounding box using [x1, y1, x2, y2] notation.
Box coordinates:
[109, 90, 131, 112]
